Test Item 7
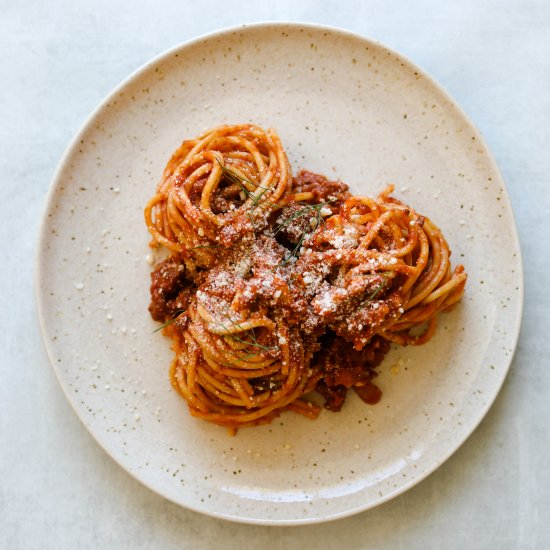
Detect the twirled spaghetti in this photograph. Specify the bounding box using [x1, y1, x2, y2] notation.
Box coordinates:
[144, 124, 290, 269]
[145, 124, 467, 432]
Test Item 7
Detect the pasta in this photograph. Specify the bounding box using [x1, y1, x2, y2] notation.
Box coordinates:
[145, 124, 467, 432]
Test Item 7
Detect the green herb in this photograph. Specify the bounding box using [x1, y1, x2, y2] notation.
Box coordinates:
[226, 332, 279, 352]
[365, 274, 390, 301]
[152, 310, 186, 333]
[280, 231, 308, 267]
[215, 159, 278, 227]
[217, 160, 270, 206]
[276, 202, 331, 266]
[274, 201, 330, 235]
[212, 313, 279, 352]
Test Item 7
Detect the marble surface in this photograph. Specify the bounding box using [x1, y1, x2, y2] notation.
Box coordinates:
[1, 0, 548, 548]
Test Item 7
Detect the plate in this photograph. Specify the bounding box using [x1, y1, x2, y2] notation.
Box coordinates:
[36, 23, 523, 525]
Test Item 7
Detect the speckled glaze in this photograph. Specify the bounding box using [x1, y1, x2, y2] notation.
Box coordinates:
[35, 23, 523, 525]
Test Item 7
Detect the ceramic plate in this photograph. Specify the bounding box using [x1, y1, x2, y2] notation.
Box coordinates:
[36, 23, 523, 525]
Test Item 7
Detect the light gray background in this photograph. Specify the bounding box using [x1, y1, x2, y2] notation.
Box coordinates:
[1, 1, 548, 548]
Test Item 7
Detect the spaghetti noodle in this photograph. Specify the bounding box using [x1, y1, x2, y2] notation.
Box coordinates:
[145, 124, 467, 432]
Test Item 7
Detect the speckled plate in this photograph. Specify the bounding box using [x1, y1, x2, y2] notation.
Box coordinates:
[36, 23, 523, 525]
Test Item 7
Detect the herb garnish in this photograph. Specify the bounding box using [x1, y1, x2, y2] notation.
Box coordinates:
[363, 273, 391, 302]
[153, 309, 187, 333]
[276, 201, 333, 266]
[216, 160, 271, 209]
[212, 313, 279, 352]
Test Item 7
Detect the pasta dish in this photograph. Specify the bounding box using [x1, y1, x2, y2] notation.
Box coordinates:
[144, 124, 467, 433]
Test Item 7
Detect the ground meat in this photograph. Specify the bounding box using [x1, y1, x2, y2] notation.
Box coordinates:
[291, 170, 351, 207]
[149, 256, 194, 321]
[274, 204, 319, 244]
[211, 183, 244, 214]
[316, 381, 348, 412]
[313, 334, 390, 411]
[328, 290, 403, 348]
[354, 381, 382, 405]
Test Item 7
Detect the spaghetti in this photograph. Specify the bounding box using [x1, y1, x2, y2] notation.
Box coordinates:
[144, 124, 290, 269]
[145, 124, 467, 432]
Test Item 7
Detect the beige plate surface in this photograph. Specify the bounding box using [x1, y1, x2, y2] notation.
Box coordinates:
[36, 23, 523, 525]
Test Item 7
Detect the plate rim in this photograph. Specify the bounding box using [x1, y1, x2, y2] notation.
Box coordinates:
[34, 20, 525, 525]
